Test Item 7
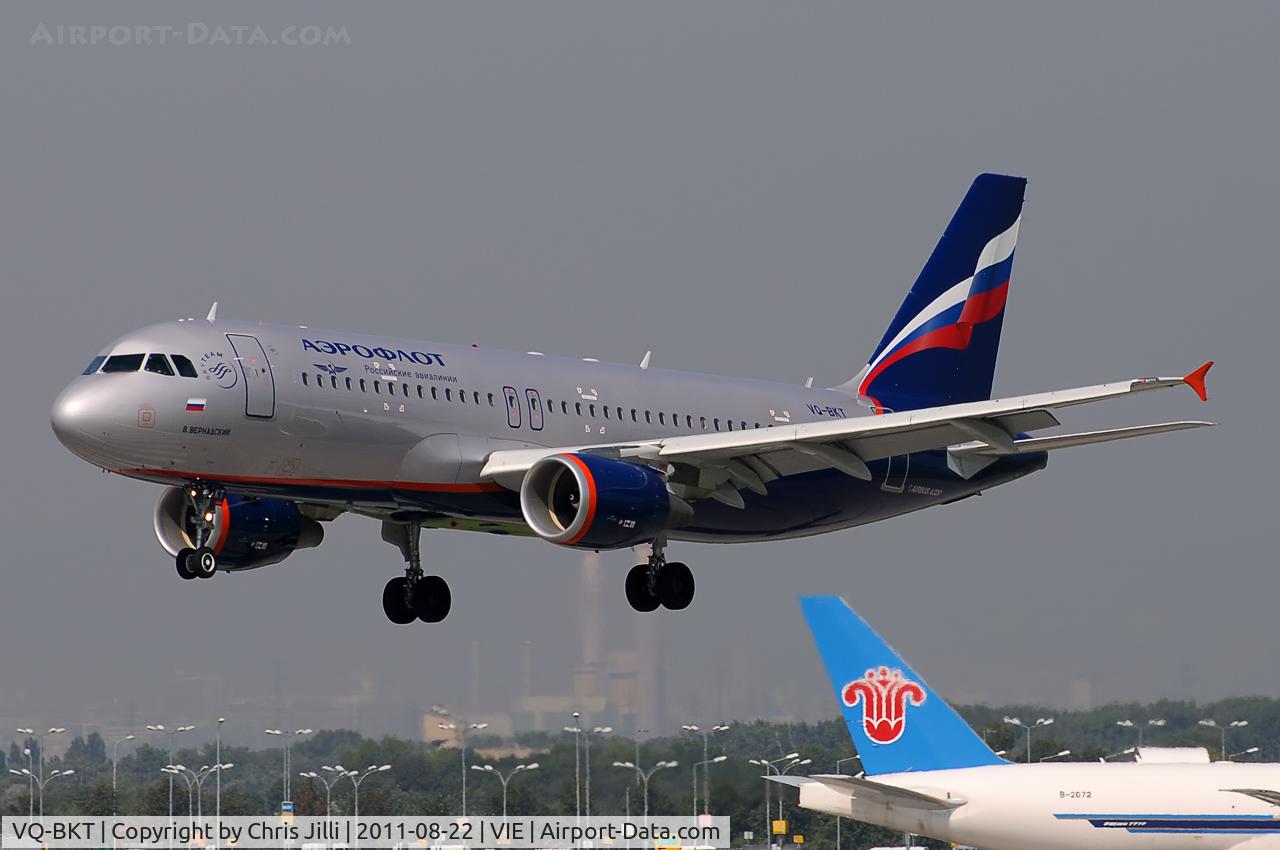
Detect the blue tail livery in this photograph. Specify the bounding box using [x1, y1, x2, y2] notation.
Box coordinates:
[852, 173, 1026, 413]
[800, 595, 1005, 775]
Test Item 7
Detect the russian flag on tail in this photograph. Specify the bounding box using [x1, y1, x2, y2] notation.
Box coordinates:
[855, 173, 1027, 414]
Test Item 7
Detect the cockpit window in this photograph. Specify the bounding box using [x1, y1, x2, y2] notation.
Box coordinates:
[82, 356, 106, 375]
[145, 354, 175, 376]
[101, 353, 145, 373]
[170, 354, 198, 378]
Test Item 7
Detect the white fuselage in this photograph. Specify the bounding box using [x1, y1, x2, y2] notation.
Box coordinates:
[797, 763, 1280, 850]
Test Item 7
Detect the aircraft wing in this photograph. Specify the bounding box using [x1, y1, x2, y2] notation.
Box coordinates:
[768, 773, 965, 811]
[480, 363, 1215, 497]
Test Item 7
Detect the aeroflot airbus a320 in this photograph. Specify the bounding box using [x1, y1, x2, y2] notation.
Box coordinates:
[51, 174, 1214, 624]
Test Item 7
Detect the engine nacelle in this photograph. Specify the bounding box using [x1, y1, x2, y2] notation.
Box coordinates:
[520, 453, 690, 550]
[154, 487, 324, 571]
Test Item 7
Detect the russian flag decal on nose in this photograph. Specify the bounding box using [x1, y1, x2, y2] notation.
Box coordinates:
[185, 398, 206, 412]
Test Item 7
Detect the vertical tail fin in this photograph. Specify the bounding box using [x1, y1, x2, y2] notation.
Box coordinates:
[846, 173, 1027, 413]
[800, 596, 1005, 775]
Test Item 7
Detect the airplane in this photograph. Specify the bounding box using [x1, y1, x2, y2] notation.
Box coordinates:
[776, 596, 1280, 850]
[50, 173, 1214, 624]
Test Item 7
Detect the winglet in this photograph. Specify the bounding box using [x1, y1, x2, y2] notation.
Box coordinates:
[1183, 360, 1213, 402]
[206, 301, 219, 323]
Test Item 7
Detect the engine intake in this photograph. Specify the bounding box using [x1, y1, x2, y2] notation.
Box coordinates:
[154, 487, 323, 571]
[520, 453, 690, 550]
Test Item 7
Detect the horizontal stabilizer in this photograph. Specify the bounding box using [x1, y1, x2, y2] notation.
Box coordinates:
[949, 420, 1215, 457]
[768, 773, 965, 811]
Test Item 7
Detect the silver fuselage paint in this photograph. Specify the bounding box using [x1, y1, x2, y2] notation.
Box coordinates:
[51, 319, 1042, 543]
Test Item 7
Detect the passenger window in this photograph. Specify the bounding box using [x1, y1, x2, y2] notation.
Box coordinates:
[170, 355, 198, 378]
[698, 416, 705, 430]
[403, 384, 409, 397]
[589, 404, 596, 417]
[753, 422, 760, 429]
[417, 385, 424, 399]
[727, 419, 733, 431]
[562, 401, 569, 414]
[102, 353, 144, 373]
[431, 386, 439, 400]
[631, 408, 638, 422]
[473, 392, 480, 405]
[81, 355, 106, 375]
[346, 377, 353, 391]
[603, 406, 610, 419]
[144, 353, 174, 375]
[316, 374, 324, 387]
[575, 402, 582, 416]
[331, 376, 338, 389]
[488, 393, 495, 406]
[374, 381, 382, 394]
[460, 390, 467, 403]
[714, 418, 720, 431]
[302, 373, 310, 386]
[645, 410, 652, 424]
[659, 412, 666, 425]
[445, 388, 452, 401]
[360, 379, 367, 392]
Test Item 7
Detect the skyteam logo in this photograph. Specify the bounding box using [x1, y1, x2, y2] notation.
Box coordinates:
[313, 362, 348, 376]
[842, 666, 926, 745]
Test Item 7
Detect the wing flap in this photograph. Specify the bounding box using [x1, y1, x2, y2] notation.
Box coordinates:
[949, 420, 1215, 457]
[768, 773, 965, 811]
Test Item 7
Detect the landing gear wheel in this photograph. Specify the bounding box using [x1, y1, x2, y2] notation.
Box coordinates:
[192, 547, 217, 579]
[413, 575, 452, 623]
[175, 548, 198, 580]
[382, 577, 416, 625]
[657, 561, 695, 610]
[625, 564, 661, 612]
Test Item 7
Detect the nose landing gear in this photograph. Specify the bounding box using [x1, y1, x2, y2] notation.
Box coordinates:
[381, 520, 452, 624]
[625, 540, 695, 612]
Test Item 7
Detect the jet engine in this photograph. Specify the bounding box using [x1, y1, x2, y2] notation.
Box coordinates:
[519, 453, 691, 550]
[153, 486, 324, 570]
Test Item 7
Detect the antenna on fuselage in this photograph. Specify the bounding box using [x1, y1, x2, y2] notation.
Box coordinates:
[640, 350, 652, 370]
[206, 302, 219, 322]
[804, 377, 814, 388]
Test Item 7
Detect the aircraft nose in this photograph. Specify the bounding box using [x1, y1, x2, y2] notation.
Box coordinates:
[50, 383, 110, 462]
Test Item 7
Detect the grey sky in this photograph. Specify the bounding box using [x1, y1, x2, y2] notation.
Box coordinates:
[1, 1, 1276, 738]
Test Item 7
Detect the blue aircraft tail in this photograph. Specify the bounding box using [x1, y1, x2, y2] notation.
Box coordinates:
[847, 173, 1027, 413]
[800, 595, 1006, 775]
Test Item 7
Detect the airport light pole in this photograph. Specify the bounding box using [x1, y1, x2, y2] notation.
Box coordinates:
[1229, 747, 1261, 761]
[633, 729, 648, 788]
[1117, 718, 1167, 748]
[691, 757, 727, 816]
[749, 753, 800, 847]
[20, 748, 33, 817]
[1040, 750, 1071, 763]
[776, 758, 813, 823]
[1003, 716, 1053, 763]
[471, 762, 539, 821]
[565, 713, 582, 821]
[214, 718, 226, 849]
[162, 766, 196, 825]
[110, 734, 135, 816]
[834, 756, 861, 850]
[264, 728, 312, 807]
[681, 723, 730, 816]
[301, 769, 345, 817]
[1199, 719, 1248, 761]
[438, 720, 487, 817]
[612, 760, 677, 826]
[16, 727, 66, 812]
[147, 724, 194, 829]
[584, 726, 611, 815]
[1103, 747, 1137, 761]
[10, 768, 73, 821]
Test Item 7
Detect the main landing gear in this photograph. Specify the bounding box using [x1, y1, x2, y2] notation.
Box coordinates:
[175, 484, 224, 581]
[381, 521, 452, 624]
[625, 540, 695, 612]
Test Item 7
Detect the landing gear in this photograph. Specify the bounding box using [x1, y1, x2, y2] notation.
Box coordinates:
[626, 542, 695, 612]
[176, 483, 224, 580]
[381, 520, 452, 624]
[176, 548, 198, 580]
